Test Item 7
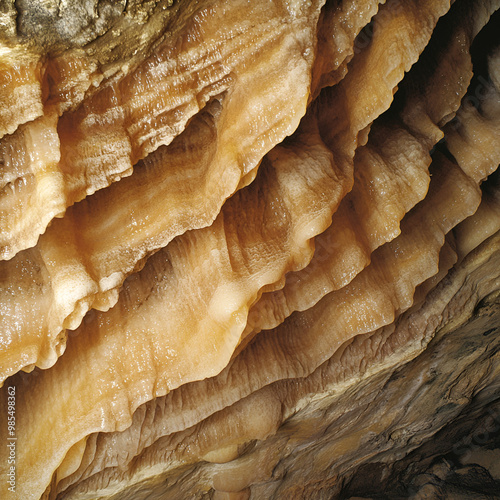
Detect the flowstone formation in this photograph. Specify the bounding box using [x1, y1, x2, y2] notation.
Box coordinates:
[0, 0, 500, 499]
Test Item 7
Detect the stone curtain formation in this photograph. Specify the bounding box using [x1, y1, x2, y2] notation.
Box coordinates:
[0, 0, 500, 499]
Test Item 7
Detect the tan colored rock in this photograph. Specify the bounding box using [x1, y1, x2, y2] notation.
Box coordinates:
[0, 0, 499, 499]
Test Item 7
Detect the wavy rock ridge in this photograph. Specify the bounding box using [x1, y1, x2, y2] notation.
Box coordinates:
[0, 0, 499, 499]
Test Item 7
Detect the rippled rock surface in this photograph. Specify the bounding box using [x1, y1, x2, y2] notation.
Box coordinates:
[0, 0, 499, 499]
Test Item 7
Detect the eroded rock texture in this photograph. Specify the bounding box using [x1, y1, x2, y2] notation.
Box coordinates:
[0, 0, 499, 499]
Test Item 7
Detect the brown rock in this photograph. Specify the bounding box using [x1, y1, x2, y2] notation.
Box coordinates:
[0, 0, 499, 499]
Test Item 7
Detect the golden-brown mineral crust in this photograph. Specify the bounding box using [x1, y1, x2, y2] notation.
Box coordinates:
[47, 149, 484, 498]
[0, 0, 326, 383]
[310, 0, 385, 97]
[0, 0, 181, 138]
[0, 0, 500, 499]
[0, 0, 322, 263]
[50, 212, 500, 500]
[2, 2, 459, 493]
[240, 0, 500, 346]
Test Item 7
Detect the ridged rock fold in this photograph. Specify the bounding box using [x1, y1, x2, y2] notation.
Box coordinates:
[0, 0, 499, 499]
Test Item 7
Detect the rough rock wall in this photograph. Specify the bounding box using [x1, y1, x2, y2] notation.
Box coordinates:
[0, 0, 499, 499]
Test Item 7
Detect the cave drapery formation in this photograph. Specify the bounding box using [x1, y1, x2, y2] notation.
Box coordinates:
[1, 0, 500, 499]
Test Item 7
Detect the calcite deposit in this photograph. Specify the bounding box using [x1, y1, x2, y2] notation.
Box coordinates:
[0, 0, 499, 499]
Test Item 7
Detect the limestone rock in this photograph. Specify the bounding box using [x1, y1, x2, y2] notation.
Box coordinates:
[0, 0, 499, 499]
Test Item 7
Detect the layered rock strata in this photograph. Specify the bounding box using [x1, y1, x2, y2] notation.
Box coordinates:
[0, 0, 499, 499]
